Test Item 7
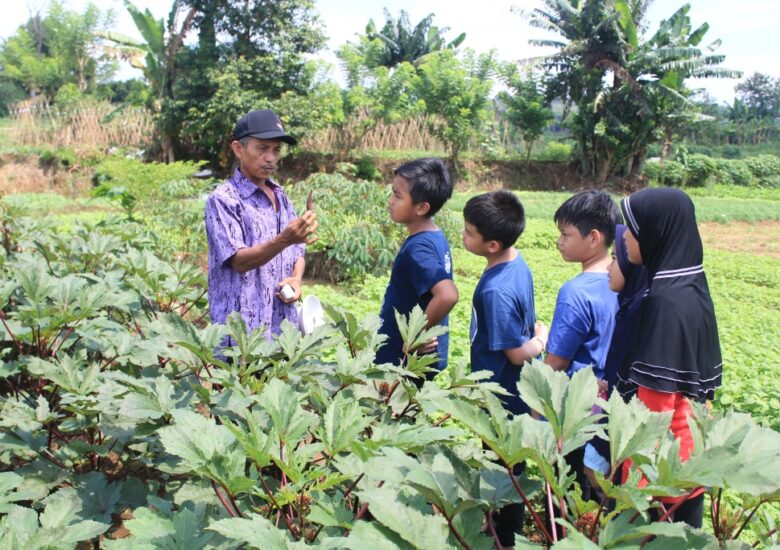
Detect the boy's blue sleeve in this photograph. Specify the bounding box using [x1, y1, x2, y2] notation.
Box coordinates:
[482, 289, 526, 351]
[546, 292, 590, 360]
[408, 241, 451, 297]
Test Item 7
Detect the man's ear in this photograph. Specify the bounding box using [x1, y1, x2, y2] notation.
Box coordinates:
[230, 140, 243, 159]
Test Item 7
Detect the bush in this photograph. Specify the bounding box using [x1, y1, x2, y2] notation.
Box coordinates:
[713, 159, 755, 187]
[686, 144, 715, 157]
[287, 172, 460, 281]
[744, 155, 780, 187]
[92, 156, 205, 198]
[642, 159, 686, 186]
[354, 155, 382, 181]
[719, 145, 743, 159]
[538, 140, 572, 161]
[686, 153, 717, 187]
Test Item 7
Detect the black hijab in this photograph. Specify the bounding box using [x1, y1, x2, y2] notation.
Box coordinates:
[607, 225, 648, 399]
[620, 188, 722, 402]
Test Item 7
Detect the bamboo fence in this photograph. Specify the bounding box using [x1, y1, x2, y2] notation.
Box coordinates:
[9, 98, 154, 150]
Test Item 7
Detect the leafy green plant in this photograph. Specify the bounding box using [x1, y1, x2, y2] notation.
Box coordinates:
[287, 172, 460, 282]
[1, 213, 779, 548]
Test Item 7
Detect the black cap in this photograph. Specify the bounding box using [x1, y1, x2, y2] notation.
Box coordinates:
[233, 109, 297, 145]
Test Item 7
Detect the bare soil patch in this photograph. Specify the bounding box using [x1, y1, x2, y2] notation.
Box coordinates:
[700, 221, 780, 258]
[0, 156, 92, 195]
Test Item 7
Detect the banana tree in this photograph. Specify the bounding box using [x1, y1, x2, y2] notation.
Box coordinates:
[98, 0, 196, 162]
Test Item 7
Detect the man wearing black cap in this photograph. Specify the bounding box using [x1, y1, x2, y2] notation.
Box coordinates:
[204, 109, 318, 340]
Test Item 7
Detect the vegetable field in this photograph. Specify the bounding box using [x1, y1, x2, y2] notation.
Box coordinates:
[1, 181, 779, 548]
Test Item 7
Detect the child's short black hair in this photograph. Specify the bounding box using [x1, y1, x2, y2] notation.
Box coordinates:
[394, 158, 453, 217]
[554, 190, 622, 247]
[463, 190, 526, 250]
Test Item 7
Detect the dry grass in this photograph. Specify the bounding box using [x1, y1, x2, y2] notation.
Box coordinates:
[9, 97, 154, 150]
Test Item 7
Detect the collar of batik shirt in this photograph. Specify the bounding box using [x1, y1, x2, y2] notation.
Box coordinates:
[230, 167, 280, 199]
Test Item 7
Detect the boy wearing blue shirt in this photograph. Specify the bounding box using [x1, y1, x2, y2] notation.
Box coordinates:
[377, 158, 459, 373]
[463, 190, 548, 547]
[545, 190, 621, 507]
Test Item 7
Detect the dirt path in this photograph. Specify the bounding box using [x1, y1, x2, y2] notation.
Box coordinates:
[700, 221, 780, 259]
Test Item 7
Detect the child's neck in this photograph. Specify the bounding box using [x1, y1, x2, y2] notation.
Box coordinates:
[581, 250, 611, 273]
[486, 246, 516, 269]
[406, 217, 437, 235]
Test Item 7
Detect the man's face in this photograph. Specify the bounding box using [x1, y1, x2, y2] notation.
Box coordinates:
[233, 137, 283, 183]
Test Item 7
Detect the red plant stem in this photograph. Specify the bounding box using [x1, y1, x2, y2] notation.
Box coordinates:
[259, 476, 298, 537]
[546, 482, 558, 543]
[384, 380, 401, 403]
[589, 492, 609, 541]
[355, 481, 385, 521]
[735, 500, 765, 539]
[505, 465, 553, 544]
[484, 510, 504, 550]
[179, 289, 207, 317]
[754, 528, 778, 548]
[342, 473, 364, 501]
[712, 488, 721, 540]
[221, 481, 244, 518]
[211, 479, 238, 518]
[657, 489, 701, 523]
[444, 513, 474, 550]
[433, 413, 451, 427]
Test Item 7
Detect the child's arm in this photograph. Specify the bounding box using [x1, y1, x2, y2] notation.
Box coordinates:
[504, 322, 548, 366]
[545, 352, 571, 372]
[424, 279, 459, 329]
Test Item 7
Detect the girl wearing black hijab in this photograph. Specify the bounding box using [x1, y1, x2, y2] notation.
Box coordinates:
[619, 188, 723, 527]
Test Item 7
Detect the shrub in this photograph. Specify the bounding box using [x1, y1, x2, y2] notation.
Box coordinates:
[713, 159, 755, 187]
[686, 153, 717, 187]
[720, 145, 743, 159]
[354, 155, 382, 181]
[686, 144, 715, 157]
[287, 172, 460, 281]
[538, 140, 572, 161]
[642, 159, 686, 186]
[744, 155, 780, 187]
[92, 156, 205, 198]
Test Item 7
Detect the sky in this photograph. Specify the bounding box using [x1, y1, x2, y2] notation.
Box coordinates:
[2, 0, 779, 104]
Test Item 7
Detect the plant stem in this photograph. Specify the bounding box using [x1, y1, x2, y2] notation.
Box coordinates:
[259, 476, 298, 537]
[444, 512, 474, 550]
[484, 510, 504, 550]
[210, 479, 238, 518]
[220, 481, 244, 518]
[546, 482, 558, 543]
[505, 465, 553, 544]
[712, 488, 721, 540]
[754, 528, 777, 548]
[589, 492, 609, 541]
[342, 473, 364, 501]
[433, 413, 451, 427]
[657, 489, 701, 523]
[735, 500, 764, 539]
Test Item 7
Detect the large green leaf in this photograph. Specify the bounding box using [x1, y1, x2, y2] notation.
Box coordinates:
[317, 392, 373, 457]
[256, 378, 318, 444]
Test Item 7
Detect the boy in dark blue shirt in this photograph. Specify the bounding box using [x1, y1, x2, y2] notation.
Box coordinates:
[463, 190, 548, 546]
[376, 158, 459, 373]
[545, 190, 621, 508]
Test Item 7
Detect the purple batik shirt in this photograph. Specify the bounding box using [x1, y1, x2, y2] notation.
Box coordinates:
[205, 168, 304, 339]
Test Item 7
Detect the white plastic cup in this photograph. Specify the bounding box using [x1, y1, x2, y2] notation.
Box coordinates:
[280, 284, 295, 301]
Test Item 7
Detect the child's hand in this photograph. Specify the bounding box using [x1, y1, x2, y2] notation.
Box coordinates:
[410, 337, 438, 355]
[597, 378, 608, 400]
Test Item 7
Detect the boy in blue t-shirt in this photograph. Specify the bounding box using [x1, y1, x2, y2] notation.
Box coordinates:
[545, 190, 621, 507]
[376, 158, 459, 373]
[463, 190, 548, 547]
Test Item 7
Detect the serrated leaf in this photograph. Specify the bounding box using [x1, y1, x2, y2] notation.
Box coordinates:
[256, 378, 317, 444]
[317, 392, 372, 456]
[207, 513, 293, 549]
[357, 486, 455, 549]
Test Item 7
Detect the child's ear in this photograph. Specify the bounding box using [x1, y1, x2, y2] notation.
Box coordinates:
[589, 229, 604, 247]
[416, 202, 431, 216]
[487, 240, 502, 254]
